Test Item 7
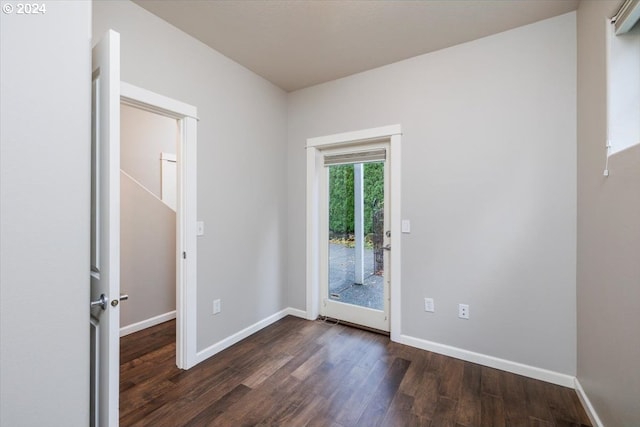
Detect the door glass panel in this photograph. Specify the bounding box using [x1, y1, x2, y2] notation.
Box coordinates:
[327, 161, 385, 310]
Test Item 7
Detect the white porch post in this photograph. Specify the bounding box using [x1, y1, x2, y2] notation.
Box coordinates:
[354, 163, 364, 285]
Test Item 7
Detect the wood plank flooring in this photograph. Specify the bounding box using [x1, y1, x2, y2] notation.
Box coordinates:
[120, 317, 591, 427]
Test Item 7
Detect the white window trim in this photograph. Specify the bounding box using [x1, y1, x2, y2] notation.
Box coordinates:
[605, 17, 640, 162]
[612, 0, 640, 35]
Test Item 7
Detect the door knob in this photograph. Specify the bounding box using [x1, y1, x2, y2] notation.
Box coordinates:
[382, 244, 391, 251]
[90, 294, 108, 310]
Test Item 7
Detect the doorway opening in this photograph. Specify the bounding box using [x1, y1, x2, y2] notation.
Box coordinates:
[306, 125, 402, 336]
[119, 103, 178, 337]
[120, 82, 199, 370]
[321, 144, 390, 331]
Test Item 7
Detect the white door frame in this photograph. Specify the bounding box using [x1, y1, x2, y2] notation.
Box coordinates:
[306, 124, 402, 341]
[120, 82, 198, 369]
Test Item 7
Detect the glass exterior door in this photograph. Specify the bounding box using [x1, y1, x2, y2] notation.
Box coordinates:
[320, 144, 390, 331]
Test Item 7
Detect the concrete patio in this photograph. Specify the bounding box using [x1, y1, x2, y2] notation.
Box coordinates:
[328, 243, 384, 310]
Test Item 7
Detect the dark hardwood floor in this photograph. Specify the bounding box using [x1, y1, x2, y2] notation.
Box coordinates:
[120, 316, 591, 427]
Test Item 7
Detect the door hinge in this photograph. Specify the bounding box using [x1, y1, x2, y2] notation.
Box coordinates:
[183, 251, 187, 259]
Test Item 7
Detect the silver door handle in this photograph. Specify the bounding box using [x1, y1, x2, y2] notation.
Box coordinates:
[90, 294, 108, 310]
[382, 244, 391, 251]
[91, 294, 128, 310]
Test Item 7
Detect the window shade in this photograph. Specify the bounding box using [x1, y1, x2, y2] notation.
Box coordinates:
[323, 149, 386, 166]
[607, 13, 640, 155]
[613, 0, 640, 34]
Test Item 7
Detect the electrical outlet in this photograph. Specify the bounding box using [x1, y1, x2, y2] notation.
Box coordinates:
[424, 298, 434, 312]
[213, 299, 221, 315]
[458, 304, 469, 319]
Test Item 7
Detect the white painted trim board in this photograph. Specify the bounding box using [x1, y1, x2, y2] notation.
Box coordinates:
[120, 311, 176, 337]
[398, 334, 575, 388]
[574, 378, 605, 427]
[120, 81, 199, 370]
[305, 124, 402, 339]
[121, 82, 198, 120]
[307, 124, 401, 148]
[192, 307, 589, 407]
[194, 307, 306, 366]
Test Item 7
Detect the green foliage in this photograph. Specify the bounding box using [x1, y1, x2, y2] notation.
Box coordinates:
[363, 162, 384, 234]
[328, 162, 384, 236]
[328, 164, 354, 235]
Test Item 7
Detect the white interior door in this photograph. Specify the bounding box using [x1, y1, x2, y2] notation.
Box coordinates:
[319, 143, 391, 332]
[90, 29, 121, 427]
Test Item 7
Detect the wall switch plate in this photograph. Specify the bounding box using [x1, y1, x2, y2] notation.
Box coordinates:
[402, 220, 411, 233]
[424, 298, 434, 312]
[458, 304, 469, 319]
[213, 299, 221, 314]
[196, 221, 205, 236]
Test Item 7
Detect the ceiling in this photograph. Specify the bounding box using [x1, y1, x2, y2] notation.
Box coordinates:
[133, 0, 580, 92]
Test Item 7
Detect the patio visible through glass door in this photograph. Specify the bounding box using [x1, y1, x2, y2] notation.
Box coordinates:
[320, 144, 390, 332]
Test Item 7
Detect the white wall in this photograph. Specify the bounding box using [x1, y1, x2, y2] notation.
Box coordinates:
[93, 0, 289, 351]
[0, 1, 91, 426]
[120, 173, 176, 327]
[577, 1, 640, 425]
[121, 103, 178, 197]
[288, 13, 577, 375]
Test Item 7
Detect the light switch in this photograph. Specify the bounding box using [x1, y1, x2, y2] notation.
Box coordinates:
[402, 220, 411, 233]
[196, 221, 204, 236]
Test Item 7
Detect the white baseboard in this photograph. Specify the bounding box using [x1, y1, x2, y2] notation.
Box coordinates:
[120, 310, 176, 337]
[191, 310, 577, 392]
[195, 308, 294, 364]
[575, 378, 604, 427]
[284, 307, 307, 319]
[398, 334, 575, 388]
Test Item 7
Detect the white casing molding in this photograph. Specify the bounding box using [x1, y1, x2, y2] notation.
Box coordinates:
[120, 82, 198, 120]
[121, 81, 198, 370]
[306, 124, 402, 338]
